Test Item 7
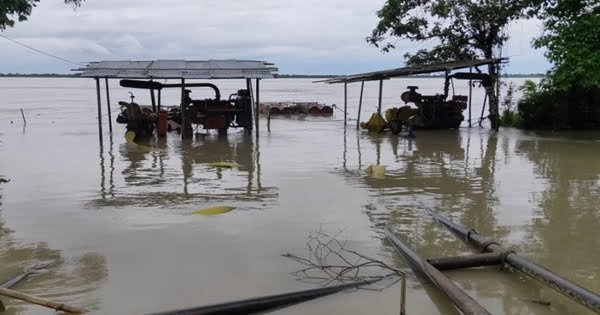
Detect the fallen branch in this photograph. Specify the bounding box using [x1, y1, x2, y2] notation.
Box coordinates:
[0, 287, 87, 314]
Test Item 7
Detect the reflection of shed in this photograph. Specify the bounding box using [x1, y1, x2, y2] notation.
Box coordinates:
[72, 60, 278, 143]
[319, 58, 507, 129]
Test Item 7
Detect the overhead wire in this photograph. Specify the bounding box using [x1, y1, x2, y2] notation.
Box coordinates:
[0, 33, 85, 67]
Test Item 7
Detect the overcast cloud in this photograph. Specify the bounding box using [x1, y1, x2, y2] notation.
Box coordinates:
[0, 0, 549, 74]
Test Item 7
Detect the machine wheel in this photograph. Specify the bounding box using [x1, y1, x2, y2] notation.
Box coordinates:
[389, 120, 402, 135]
[218, 128, 228, 136]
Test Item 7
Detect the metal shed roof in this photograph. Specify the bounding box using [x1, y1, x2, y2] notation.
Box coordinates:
[320, 58, 507, 84]
[72, 59, 279, 79]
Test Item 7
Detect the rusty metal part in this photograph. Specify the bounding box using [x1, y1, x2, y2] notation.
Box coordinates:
[384, 228, 491, 315]
[428, 253, 502, 271]
[431, 211, 600, 314]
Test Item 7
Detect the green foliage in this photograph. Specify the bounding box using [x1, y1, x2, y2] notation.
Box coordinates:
[534, 1, 600, 89]
[516, 0, 600, 129]
[0, 0, 83, 30]
[367, 0, 535, 64]
[517, 80, 600, 129]
[499, 82, 518, 127]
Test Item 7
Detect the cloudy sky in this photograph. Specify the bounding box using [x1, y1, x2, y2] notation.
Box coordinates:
[0, 0, 549, 74]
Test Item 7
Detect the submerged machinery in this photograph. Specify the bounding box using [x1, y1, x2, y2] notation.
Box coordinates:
[115, 80, 253, 138]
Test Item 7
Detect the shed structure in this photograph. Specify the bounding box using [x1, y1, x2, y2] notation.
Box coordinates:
[72, 59, 279, 142]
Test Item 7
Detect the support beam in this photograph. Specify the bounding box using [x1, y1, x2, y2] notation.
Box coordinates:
[431, 212, 600, 314]
[95, 78, 103, 144]
[428, 253, 502, 271]
[357, 81, 364, 130]
[385, 229, 491, 315]
[104, 77, 113, 134]
[157, 89, 162, 112]
[181, 78, 187, 139]
[255, 78, 260, 137]
[150, 88, 157, 113]
[344, 82, 348, 126]
[246, 78, 253, 133]
[377, 79, 383, 118]
[468, 67, 473, 127]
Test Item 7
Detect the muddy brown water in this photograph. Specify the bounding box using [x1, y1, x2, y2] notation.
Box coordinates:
[0, 77, 598, 314]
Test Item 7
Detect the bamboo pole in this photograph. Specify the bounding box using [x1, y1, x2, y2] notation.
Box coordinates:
[0, 287, 87, 314]
[431, 211, 600, 314]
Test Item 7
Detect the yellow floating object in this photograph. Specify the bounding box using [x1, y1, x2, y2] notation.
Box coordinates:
[365, 164, 386, 179]
[207, 162, 241, 168]
[125, 131, 136, 143]
[360, 113, 387, 132]
[193, 206, 236, 216]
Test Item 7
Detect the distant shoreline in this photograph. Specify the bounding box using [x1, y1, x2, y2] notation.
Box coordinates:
[0, 73, 546, 79]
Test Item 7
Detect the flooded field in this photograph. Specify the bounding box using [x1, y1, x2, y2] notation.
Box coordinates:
[0, 77, 599, 314]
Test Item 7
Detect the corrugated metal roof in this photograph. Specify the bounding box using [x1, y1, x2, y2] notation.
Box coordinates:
[72, 59, 278, 79]
[320, 58, 508, 84]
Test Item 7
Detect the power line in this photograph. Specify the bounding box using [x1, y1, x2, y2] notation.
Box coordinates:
[0, 34, 84, 66]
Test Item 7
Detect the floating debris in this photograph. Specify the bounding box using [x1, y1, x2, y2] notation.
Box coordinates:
[193, 206, 236, 216]
[206, 162, 241, 168]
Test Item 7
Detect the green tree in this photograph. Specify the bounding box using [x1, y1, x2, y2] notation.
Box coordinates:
[367, 0, 537, 130]
[1, 0, 83, 30]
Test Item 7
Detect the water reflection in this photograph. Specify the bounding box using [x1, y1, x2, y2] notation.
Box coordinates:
[0, 186, 107, 314]
[516, 132, 600, 295]
[92, 132, 277, 209]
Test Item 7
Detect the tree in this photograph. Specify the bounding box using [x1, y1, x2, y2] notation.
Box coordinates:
[1, 0, 83, 30]
[533, 0, 599, 89]
[367, 0, 536, 130]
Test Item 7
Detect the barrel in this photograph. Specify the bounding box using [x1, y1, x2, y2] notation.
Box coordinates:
[157, 110, 168, 137]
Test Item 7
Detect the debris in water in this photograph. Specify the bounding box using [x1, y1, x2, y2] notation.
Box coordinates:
[207, 162, 241, 168]
[365, 164, 386, 178]
[193, 206, 236, 216]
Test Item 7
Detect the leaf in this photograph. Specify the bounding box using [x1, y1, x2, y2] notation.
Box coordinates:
[192, 206, 236, 216]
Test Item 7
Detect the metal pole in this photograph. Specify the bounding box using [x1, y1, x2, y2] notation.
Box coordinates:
[95, 78, 103, 144]
[468, 67, 473, 127]
[377, 79, 383, 117]
[157, 89, 162, 112]
[148, 279, 379, 315]
[104, 77, 113, 134]
[428, 253, 502, 271]
[431, 212, 600, 314]
[181, 78, 186, 139]
[255, 78, 260, 137]
[246, 78, 253, 133]
[357, 81, 364, 130]
[150, 88, 157, 113]
[344, 82, 348, 126]
[385, 229, 491, 315]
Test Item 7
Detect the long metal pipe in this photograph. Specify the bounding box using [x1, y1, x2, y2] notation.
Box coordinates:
[468, 67, 473, 128]
[357, 81, 364, 130]
[428, 253, 502, 271]
[385, 228, 491, 315]
[147, 279, 379, 315]
[431, 212, 600, 313]
[95, 78, 103, 144]
[105, 77, 113, 134]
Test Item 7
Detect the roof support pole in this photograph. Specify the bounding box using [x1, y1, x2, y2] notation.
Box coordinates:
[150, 88, 157, 113]
[468, 67, 473, 127]
[377, 79, 383, 120]
[344, 82, 348, 126]
[181, 78, 187, 140]
[246, 78, 253, 134]
[95, 77, 103, 144]
[255, 78, 260, 138]
[157, 89, 162, 112]
[357, 81, 364, 130]
[104, 77, 113, 134]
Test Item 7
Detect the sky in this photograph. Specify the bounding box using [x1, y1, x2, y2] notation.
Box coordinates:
[0, 0, 550, 74]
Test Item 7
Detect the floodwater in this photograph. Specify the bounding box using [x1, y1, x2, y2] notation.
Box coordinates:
[0, 77, 599, 315]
